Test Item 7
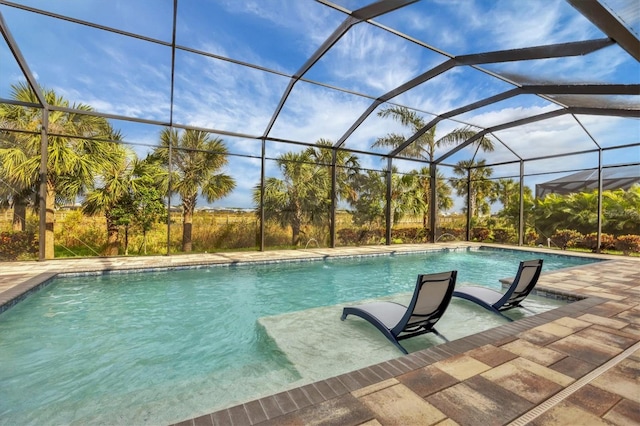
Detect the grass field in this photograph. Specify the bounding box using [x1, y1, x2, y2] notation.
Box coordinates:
[1, 208, 445, 259]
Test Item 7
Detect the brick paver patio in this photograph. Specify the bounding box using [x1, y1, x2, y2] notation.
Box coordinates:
[1, 243, 638, 425]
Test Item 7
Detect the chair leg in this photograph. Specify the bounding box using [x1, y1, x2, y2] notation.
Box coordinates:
[390, 338, 409, 355]
[431, 328, 449, 342]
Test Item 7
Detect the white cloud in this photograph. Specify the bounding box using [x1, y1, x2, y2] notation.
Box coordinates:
[327, 24, 420, 93]
[462, 103, 561, 129]
[268, 82, 371, 144]
[217, 0, 338, 52]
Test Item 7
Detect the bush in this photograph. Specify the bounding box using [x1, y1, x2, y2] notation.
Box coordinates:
[551, 229, 583, 249]
[439, 227, 465, 240]
[0, 231, 37, 261]
[580, 233, 615, 251]
[493, 227, 516, 244]
[337, 228, 358, 246]
[391, 227, 429, 243]
[615, 235, 640, 255]
[337, 228, 384, 246]
[471, 227, 491, 242]
[524, 230, 539, 246]
[362, 228, 384, 245]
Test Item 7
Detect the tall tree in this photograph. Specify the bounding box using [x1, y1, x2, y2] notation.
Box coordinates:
[450, 159, 495, 218]
[0, 131, 36, 231]
[350, 170, 386, 228]
[154, 128, 235, 252]
[350, 168, 426, 229]
[307, 140, 360, 235]
[131, 185, 166, 255]
[490, 178, 519, 209]
[408, 167, 453, 227]
[494, 180, 535, 231]
[373, 106, 493, 229]
[254, 149, 326, 246]
[373, 106, 493, 162]
[0, 82, 116, 258]
[83, 143, 165, 256]
[254, 140, 360, 246]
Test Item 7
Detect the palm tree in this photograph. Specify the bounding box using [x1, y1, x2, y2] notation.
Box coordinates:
[307, 140, 360, 236]
[566, 192, 601, 234]
[0, 131, 37, 231]
[450, 159, 495, 218]
[494, 180, 535, 231]
[255, 140, 360, 246]
[254, 149, 326, 246]
[373, 106, 494, 162]
[83, 141, 165, 256]
[408, 167, 453, 227]
[532, 193, 567, 239]
[603, 186, 640, 235]
[153, 128, 235, 252]
[373, 106, 493, 229]
[390, 170, 426, 225]
[490, 178, 519, 209]
[0, 82, 117, 258]
[350, 168, 426, 229]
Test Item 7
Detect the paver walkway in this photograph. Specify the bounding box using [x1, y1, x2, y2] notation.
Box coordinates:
[1, 243, 638, 425]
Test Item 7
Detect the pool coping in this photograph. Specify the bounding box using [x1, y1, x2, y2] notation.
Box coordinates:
[1, 242, 638, 425]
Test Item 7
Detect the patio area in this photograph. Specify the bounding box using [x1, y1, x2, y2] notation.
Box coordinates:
[1, 243, 638, 425]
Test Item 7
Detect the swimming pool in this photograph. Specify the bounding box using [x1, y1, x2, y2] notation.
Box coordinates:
[0, 247, 599, 425]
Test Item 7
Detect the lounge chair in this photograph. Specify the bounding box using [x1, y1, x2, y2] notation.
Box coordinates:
[453, 259, 543, 321]
[340, 271, 457, 354]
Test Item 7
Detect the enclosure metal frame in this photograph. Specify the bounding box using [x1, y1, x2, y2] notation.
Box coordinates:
[0, 0, 638, 258]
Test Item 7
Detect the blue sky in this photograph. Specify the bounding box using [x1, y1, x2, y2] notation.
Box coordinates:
[1, 0, 638, 211]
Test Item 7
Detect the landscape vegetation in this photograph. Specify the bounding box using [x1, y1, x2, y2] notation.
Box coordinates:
[1, 84, 639, 260]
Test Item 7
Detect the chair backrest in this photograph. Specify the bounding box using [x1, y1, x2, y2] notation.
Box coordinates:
[391, 270, 457, 336]
[496, 259, 543, 309]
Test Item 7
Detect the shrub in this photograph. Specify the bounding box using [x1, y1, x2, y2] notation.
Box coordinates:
[580, 233, 615, 251]
[336, 228, 384, 246]
[362, 228, 384, 245]
[551, 229, 583, 249]
[614, 235, 640, 255]
[524, 230, 539, 246]
[493, 227, 516, 244]
[471, 227, 491, 242]
[337, 228, 359, 246]
[439, 227, 465, 240]
[0, 231, 37, 261]
[391, 227, 429, 243]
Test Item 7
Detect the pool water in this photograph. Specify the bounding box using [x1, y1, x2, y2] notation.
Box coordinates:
[0, 248, 599, 424]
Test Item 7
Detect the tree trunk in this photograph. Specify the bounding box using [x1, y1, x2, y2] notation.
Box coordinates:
[44, 183, 55, 259]
[123, 225, 129, 256]
[12, 200, 26, 231]
[142, 229, 147, 255]
[469, 190, 477, 219]
[291, 223, 301, 246]
[291, 202, 303, 246]
[182, 208, 193, 252]
[422, 181, 430, 229]
[105, 216, 119, 256]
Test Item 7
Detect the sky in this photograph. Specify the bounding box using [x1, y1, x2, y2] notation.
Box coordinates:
[1, 0, 638, 211]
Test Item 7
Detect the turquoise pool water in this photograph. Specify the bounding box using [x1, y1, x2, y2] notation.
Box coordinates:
[0, 248, 599, 424]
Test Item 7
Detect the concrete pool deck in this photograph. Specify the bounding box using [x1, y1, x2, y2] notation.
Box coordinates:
[0, 243, 638, 425]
